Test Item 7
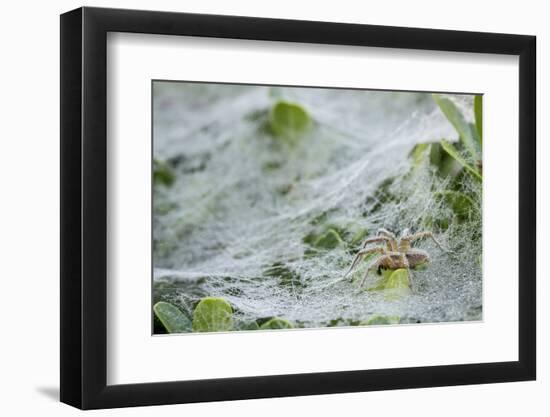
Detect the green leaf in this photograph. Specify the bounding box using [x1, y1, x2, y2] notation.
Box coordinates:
[363, 315, 400, 325]
[260, 317, 294, 330]
[428, 142, 462, 178]
[440, 140, 482, 181]
[435, 190, 477, 219]
[269, 100, 311, 144]
[312, 228, 344, 250]
[368, 269, 396, 291]
[153, 302, 192, 333]
[153, 159, 175, 187]
[383, 269, 412, 299]
[348, 228, 369, 248]
[236, 321, 261, 331]
[433, 95, 480, 160]
[474, 95, 483, 144]
[192, 297, 234, 332]
[469, 123, 480, 150]
[409, 142, 462, 179]
[385, 269, 410, 289]
[263, 262, 303, 288]
[367, 269, 412, 299]
[409, 143, 430, 167]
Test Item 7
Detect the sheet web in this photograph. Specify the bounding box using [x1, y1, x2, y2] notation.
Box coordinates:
[153, 82, 482, 328]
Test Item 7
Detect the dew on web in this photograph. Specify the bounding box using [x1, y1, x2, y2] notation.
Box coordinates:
[153, 82, 482, 328]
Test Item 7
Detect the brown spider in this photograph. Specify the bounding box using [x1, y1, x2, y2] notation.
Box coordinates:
[344, 228, 449, 291]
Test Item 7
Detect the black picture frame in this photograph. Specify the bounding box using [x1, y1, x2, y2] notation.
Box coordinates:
[60, 6, 536, 410]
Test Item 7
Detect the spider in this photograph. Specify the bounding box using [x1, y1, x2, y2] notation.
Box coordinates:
[344, 228, 449, 291]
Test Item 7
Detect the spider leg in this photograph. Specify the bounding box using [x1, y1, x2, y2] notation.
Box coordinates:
[377, 229, 398, 251]
[360, 254, 395, 288]
[407, 231, 452, 253]
[360, 259, 382, 288]
[408, 268, 415, 292]
[360, 235, 397, 252]
[360, 236, 392, 249]
[401, 253, 410, 269]
[344, 246, 386, 277]
[399, 254, 415, 292]
[377, 228, 397, 240]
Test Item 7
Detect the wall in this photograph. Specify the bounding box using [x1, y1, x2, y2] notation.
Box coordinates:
[0, 0, 545, 415]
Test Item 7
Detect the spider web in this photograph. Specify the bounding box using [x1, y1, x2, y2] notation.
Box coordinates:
[153, 82, 482, 328]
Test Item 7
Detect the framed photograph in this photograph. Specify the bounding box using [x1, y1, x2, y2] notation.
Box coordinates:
[60, 6, 536, 409]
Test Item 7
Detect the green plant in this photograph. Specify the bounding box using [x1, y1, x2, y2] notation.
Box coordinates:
[362, 315, 401, 325]
[153, 297, 297, 334]
[263, 262, 303, 288]
[153, 301, 192, 333]
[312, 228, 344, 250]
[236, 321, 261, 331]
[153, 159, 175, 186]
[433, 94, 482, 181]
[269, 100, 312, 145]
[303, 220, 368, 253]
[350, 264, 412, 298]
[407, 95, 483, 227]
[192, 297, 234, 332]
[434, 190, 477, 220]
[260, 317, 294, 330]
[368, 268, 412, 299]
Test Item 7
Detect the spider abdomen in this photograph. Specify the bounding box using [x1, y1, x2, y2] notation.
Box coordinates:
[406, 249, 430, 268]
[381, 254, 407, 270]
